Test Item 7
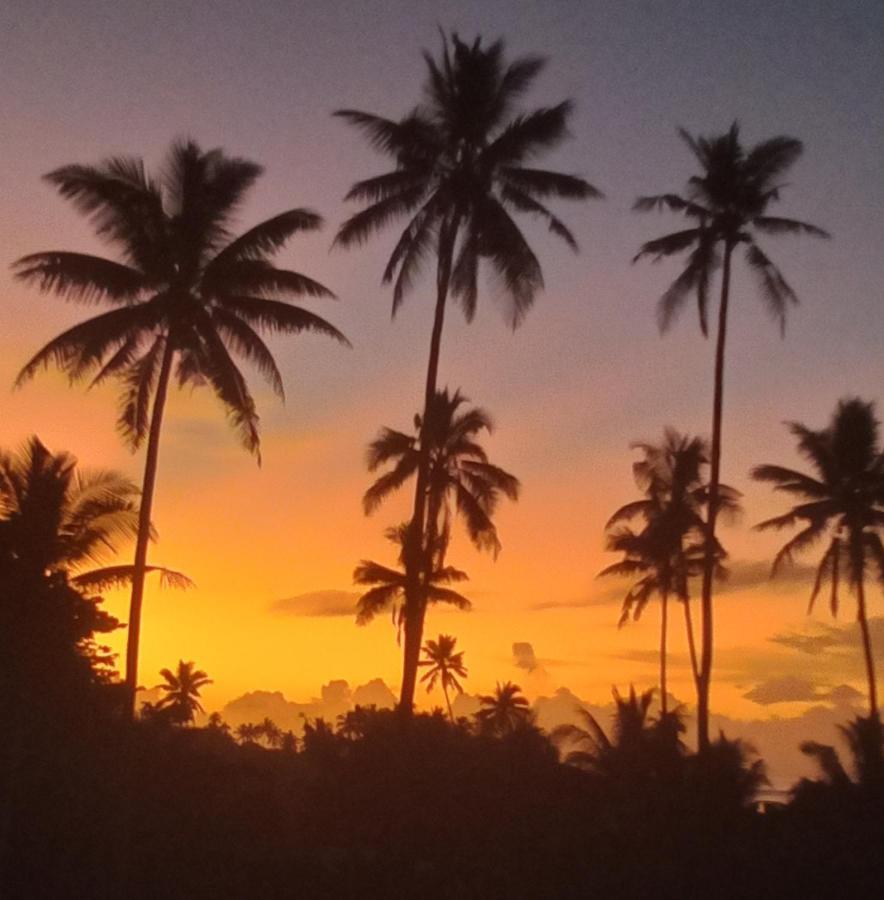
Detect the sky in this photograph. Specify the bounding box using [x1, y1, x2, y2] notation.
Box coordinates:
[2, 0, 883, 767]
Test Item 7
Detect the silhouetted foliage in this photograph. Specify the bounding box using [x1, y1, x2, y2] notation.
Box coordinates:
[419, 633, 467, 721]
[154, 660, 212, 725]
[476, 681, 532, 736]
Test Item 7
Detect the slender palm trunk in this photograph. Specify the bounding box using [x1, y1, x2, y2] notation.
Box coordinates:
[697, 242, 733, 752]
[660, 590, 669, 715]
[125, 337, 174, 716]
[682, 596, 701, 690]
[443, 683, 454, 723]
[399, 215, 459, 713]
[856, 577, 879, 717]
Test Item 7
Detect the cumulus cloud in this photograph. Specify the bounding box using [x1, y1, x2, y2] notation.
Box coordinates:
[269, 589, 358, 617]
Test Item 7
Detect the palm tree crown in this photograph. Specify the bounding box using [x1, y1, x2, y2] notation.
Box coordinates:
[752, 398, 884, 715]
[155, 660, 212, 724]
[353, 523, 471, 633]
[476, 681, 532, 736]
[634, 121, 828, 336]
[364, 388, 520, 556]
[419, 633, 468, 721]
[336, 32, 601, 326]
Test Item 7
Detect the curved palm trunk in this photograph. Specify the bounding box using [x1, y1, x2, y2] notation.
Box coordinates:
[125, 338, 174, 717]
[682, 596, 701, 691]
[399, 215, 460, 714]
[443, 683, 454, 723]
[660, 590, 669, 715]
[856, 577, 879, 717]
[697, 242, 733, 752]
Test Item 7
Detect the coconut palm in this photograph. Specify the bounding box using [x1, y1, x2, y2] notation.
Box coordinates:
[155, 660, 212, 724]
[476, 681, 532, 736]
[419, 634, 468, 721]
[337, 32, 599, 712]
[353, 523, 471, 637]
[0, 436, 189, 593]
[751, 398, 884, 717]
[634, 123, 828, 748]
[13, 140, 347, 711]
[600, 430, 740, 713]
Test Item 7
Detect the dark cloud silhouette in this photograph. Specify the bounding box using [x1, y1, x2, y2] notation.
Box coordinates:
[269, 589, 358, 617]
[770, 616, 884, 655]
[743, 676, 825, 705]
[512, 642, 539, 672]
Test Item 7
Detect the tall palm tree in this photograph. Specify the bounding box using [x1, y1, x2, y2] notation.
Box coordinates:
[419, 633, 467, 721]
[155, 660, 212, 724]
[0, 436, 188, 593]
[337, 32, 599, 712]
[634, 123, 828, 748]
[751, 398, 884, 717]
[600, 431, 740, 713]
[476, 681, 532, 736]
[13, 140, 347, 711]
[353, 523, 472, 637]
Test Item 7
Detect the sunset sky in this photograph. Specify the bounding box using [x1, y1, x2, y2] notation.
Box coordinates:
[2, 0, 883, 745]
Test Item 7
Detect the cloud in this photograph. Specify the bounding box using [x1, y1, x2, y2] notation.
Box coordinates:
[743, 676, 826, 705]
[770, 616, 884, 656]
[512, 642, 539, 672]
[269, 589, 358, 617]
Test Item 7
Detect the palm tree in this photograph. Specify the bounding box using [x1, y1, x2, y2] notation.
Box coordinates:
[13, 140, 347, 712]
[155, 660, 212, 725]
[634, 123, 828, 749]
[419, 633, 468, 721]
[600, 431, 740, 713]
[0, 436, 189, 593]
[337, 32, 599, 712]
[751, 398, 884, 717]
[476, 681, 532, 736]
[363, 388, 518, 706]
[353, 523, 472, 638]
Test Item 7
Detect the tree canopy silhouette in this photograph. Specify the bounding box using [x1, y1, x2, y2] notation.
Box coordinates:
[419, 633, 467, 721]
[154, 660, 212, 725]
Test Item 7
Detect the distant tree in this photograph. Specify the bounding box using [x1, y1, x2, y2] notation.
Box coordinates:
[235, 722, 261, 745]
[634, 123, 828, 749]
[600, 430, 739, 712]
[206, 712, 230, 734]
[337, 32, 599, 713]
[419, 634, 468, 722]
[752, 398, 884, 717]
[14, 139, 347, 713]
[155, 660, 212, 725]
[476, 681, 532, 736]
[353, 523, 471, 637]
[363, 388, 517, 709]
[258, 717, 283, 748]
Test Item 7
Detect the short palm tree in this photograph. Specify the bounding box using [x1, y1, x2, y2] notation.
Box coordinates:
[337, 32, 598, 712]
[476, 681, 532, 736]
[634, 123, 828, 748]
[419, 633, 468, 721]
[155, 660, 212, 724]
[363, 388, 518, 708]
[353, 523, 471, 637]
[0, 436, 188, 593]
[751, 398, 884, 717]
[13, 140, 347, 711]
[600, 430, 740, 713]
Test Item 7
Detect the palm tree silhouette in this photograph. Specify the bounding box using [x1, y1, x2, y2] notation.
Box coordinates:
[13, 140, 347, 712]
[155, 660, 212, 724]
[634, 123, 828, 748]
[751, 398, 884, 717]
[476, 681, 532, 736]
[419, 634, 468, 722]
[600, 430, 740, 713]
[353, 523, 471, 636]
[0, 436, 189, 593]
[363, 388, 517, 695]
[337, 32, 598, 712]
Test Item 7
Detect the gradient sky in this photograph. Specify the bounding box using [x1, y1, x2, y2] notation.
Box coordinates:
[2, 0, 883, 731]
